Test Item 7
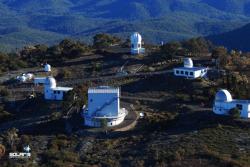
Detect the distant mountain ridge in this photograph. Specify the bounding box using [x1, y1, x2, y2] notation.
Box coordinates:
[207, 23, 250, 52]
[0, 0, 250, 52]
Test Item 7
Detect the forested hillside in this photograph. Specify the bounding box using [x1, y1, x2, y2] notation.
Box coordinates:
[0, 0, 250, 52]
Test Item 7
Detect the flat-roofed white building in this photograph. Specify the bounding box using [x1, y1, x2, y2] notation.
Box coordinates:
[34, 76, 73, 101]
[174, 58, 207, 79]
[213, 89, 250, 118]
[83, 86, 127, 127]
[131, 32, 145, 55]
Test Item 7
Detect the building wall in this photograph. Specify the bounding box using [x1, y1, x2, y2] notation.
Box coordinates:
[174, 68, 207, 79]
[44, 88, 65, 101]
[87, 91, 120, 117]
[84, 108, 127, 127]
[213, 101, 250, 118]
[131, 48, 145, 54]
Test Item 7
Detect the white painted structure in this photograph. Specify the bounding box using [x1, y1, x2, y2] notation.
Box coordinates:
[34, 77, 46, 85]
[44, 63, 51, 72]
[174, 58, 208, 79]
[34, 76, 73, 100]
[16, 73, 34, 83]
[83, 86, 127, 127]
[213, 89, 250, 118]
[131, 32, 145, 55]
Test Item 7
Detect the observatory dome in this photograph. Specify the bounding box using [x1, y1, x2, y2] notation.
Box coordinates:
[20, 75, 27, 82]
[215, 89, 232, 102]
[45, 77, 56, 88]
[184, 58, 194, 68]
[131, 32, 142, 44]
[26, 73, 33, 80]
[44, 63, 51, 72]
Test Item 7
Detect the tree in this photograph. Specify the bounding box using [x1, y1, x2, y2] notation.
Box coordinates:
[56, 68, 72, 80]
[122, 38, 131, 48]
[4, 128, 19, 150]
[229, 108, 241, 119]
[93, 34, 121, 49]
[211, 46, 229, 69]
[211, 46, 227, 60]
[100, 118, 108, 128]
[160, 42, 181, 60]
[100, 118, 108, 134]
[62, 85, 88, 114]
[59, 39, 89, 59]
[182, 37, 211, 56]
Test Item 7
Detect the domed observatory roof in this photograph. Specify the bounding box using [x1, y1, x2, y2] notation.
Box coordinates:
[184, 58, 194, 68]
[215, 89, 233, 102]
[44, 63, 51, 72]
[45, 77, 56, 88]
[131, 32, 142, 45]
[19, 75, 27, 82]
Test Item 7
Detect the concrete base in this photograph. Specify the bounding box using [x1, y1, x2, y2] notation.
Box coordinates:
[84, 108, 128, 127]
[131, 48, 145, 55]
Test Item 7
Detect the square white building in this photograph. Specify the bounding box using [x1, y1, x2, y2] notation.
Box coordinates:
[213, 89, 250, 118]
[83, 86, 127, 127]
[34, 76, 73, 101]
[174, 58, 207, 79]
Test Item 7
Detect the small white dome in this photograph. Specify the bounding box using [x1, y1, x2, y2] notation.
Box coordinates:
[215, 89, 232, 102]
[20, 76, 27, 82]
[26, 73, 33, 80]
[44, 63, 51, 72]
[131, 32, 142, 44]
[184, 58, 193, 68]
[45, 77, 56, 88]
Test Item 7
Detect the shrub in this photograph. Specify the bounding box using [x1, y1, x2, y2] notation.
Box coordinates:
[56, 68, 72, 80]
[228, 108, 241, 119]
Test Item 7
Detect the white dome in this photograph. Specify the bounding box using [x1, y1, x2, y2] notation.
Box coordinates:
[215, 89, 232, 102]
[131, 32, 142, 44]
[45, 77, 56, 88]
[19, 76, 27, 82]
[44, 63, 51, 72]
[26, 73, 33, 80]
[184, 58, 193, 68]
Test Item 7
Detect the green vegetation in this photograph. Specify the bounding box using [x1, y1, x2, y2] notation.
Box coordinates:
[62, 85, 88, 114]
[0, 33, 250, 166]
[0, 52, 27, 74]
[159, 37, 212, 60]
[229, 108, 241, 119]
[0, 0, 250, 52]
[19, 39, 90, 66]
[93, 34, 121, 49]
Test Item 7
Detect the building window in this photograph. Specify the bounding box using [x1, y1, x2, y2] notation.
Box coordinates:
[138, 44, 141, 48]
[131, 44, 134, 48]
[181, 71, 184, 74]
[53, 91, 56, 94]
[176, 70, 179, 74]
[236, 104, 243, 110]
[185, 71, 188, 75]
[189, 72, 194, 76]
